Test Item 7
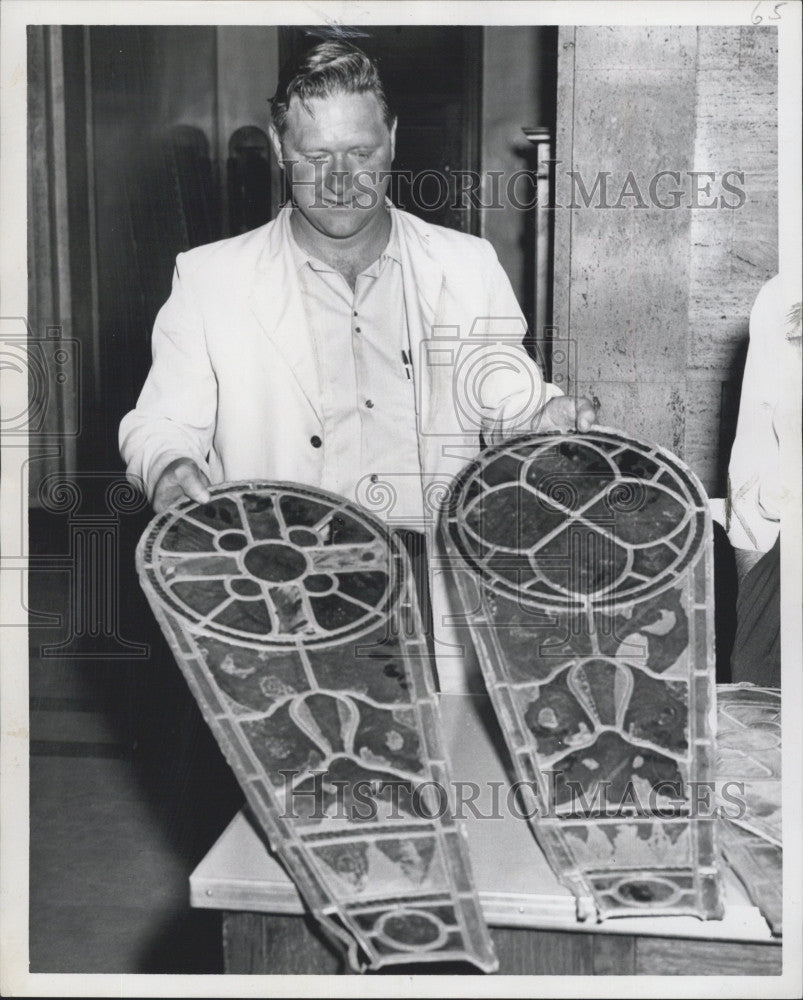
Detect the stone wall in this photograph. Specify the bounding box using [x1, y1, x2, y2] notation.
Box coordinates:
[553, 26, 778, 495]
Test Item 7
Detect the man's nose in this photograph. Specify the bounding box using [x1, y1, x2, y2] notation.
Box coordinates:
[324, 156, 350, 197]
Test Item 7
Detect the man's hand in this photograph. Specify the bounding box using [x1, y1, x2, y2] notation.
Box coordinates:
[530, 395, 599, 434]
[153, 458, 211, 514]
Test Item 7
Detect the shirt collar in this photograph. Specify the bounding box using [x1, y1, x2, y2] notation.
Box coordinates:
[382, 209, 402, 263]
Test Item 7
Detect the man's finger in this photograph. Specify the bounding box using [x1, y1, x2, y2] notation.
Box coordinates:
[174, 462, 211, 504]
[575, 397, 598, 432]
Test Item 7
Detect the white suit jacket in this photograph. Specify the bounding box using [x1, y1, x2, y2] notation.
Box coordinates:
[120, 204, 561, 689]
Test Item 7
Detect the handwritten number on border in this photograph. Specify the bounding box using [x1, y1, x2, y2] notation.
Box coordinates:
[751, 1, 786, 25]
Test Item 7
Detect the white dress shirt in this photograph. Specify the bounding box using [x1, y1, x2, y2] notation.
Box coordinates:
[289, 215, 426, 528]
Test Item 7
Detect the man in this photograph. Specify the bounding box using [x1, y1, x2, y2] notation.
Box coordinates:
[120, 41, 598, 687]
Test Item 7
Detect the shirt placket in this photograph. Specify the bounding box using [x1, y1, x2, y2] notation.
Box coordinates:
[353, 265, 382, 492]
[309, 263, 360, 500]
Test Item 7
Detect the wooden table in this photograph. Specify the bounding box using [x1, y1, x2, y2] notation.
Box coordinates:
[190, 695, 781, 975]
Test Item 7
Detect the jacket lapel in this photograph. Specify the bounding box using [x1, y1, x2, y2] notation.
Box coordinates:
[395, 207, 444, 346]
[396, 208, 458, 452]
[248, 206, 322, 418]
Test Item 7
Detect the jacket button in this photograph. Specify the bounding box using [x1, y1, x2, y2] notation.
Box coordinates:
[310, 435, 322, 448]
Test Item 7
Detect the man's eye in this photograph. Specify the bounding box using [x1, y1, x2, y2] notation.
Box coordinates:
[305, 155, 328, 163]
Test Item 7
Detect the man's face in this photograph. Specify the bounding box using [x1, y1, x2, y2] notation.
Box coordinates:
[271, 90, 397, 241]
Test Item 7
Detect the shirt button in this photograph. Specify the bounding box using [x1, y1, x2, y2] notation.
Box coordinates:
[310, 435, 322, 448]
[370, 474, 378, 483]
[365, 399, 374, 409]
[355, 326, 362, 333]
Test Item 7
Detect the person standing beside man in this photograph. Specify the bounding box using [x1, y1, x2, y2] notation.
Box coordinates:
[725, 274, 801, 687]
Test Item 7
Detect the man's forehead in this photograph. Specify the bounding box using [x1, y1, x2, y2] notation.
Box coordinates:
[284, 90, 389, 136]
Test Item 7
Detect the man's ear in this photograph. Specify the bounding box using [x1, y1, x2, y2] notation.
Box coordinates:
[389, 117, 398, 162]
[268, 124, 284, 169]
